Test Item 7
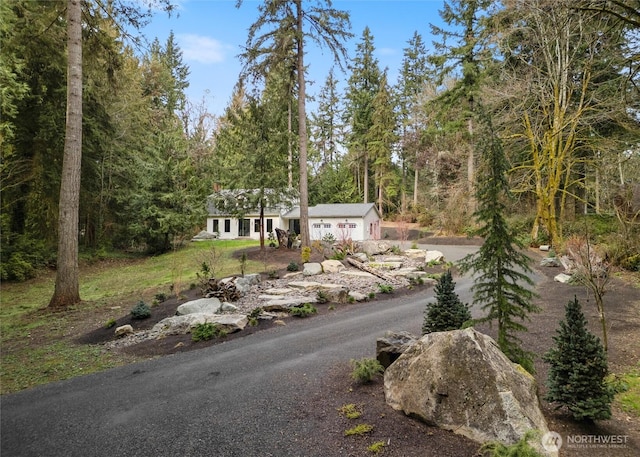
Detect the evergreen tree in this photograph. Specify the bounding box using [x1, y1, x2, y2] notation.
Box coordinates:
[422, 269, 471, 334]
[459, 109, 539, 371]
[543, 296, 614, 421]
[344, 27, 382, 204]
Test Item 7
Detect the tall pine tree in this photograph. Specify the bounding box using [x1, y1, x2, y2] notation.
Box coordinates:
[543, 296, 613, 421]
[459, 109, 539, 371]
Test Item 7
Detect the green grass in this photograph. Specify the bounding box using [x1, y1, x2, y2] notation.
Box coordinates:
[0, 240, 260, 394]
[616, 367, 640, 416]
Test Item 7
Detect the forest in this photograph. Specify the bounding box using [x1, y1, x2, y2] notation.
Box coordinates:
[1, 0, 639, 296]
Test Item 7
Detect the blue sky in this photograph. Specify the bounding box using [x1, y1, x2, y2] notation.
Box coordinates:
[140, 0, 447, 116]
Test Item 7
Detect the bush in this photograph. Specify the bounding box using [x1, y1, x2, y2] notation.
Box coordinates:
[104, 319, 117, 329]
[338, 403, 361, 419]
[316, 290, 329, 304]
[479, 430, 543, 457]
[289, 303, 317, 317]
[422, 270, 472, 334]
[301, 246, 311, 263]
[287, 262, 299, 272]
[350, 358, 384, 384]
[192, 322, 227, 341]
[377, 284, 394, 294]
[130, 301, 151, 319]
[368, 441, 386, 454]
[543, 296, 614, 421]
[344, 423, 373, 436]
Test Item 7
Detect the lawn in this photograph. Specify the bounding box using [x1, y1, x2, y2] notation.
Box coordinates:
[0, 240, 260, 394]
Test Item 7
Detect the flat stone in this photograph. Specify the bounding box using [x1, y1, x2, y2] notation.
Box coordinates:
[540, 257, 562, 267]
[263, 296, 318, 310]
[554, 273, 573, 284]
[425, 250, 445, 263]
[152, 313, 248, 336]
[263, 288, 293, 295]
[176, 298, 222, 315]
[348, 291, 369, 302]
[283, 272, 303, 279]
[369, 262, 403, 270]
[404, 249, 426, 258]
[342, 270, 376, 278]
[115, 325, 134, 337]
[288, 281, 322, 291]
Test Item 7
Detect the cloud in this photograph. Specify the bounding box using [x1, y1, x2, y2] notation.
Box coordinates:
[178, 34, 229, 64]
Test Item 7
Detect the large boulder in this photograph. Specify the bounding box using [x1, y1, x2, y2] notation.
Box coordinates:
[303, 262, 323, 276]
[176, 298, 221, 315]
[360, 240, 392, 256]
[152, 313, 248, 336]
[384, 328, 554, 456]
[376, 330, 418, 369]
[321, 259, 345, 273]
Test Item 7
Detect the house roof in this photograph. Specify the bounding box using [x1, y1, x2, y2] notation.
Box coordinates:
[207, 188, 298, 216]
[283, 203, 380, 219]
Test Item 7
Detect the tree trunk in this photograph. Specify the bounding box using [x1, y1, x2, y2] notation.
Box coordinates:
[363, 149, 369, 203]
[49, 0, 82, 308]
[295, 0, 310, 248]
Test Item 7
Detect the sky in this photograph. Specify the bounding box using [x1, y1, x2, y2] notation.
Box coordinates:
[139, 0, 448, 117]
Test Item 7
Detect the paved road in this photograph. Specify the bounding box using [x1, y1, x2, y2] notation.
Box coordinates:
[1, 245, 490, 457]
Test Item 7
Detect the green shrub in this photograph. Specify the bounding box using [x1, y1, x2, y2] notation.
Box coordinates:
[390, 245, 401, 255]
[154, 292, 167, 302]
[338, 403, 362, 419]
[368, 441, 386, 454]
[287, 262, 299, 272]
[130, 301, 151, 319]
[377, 284, 394, 294]
[543, 296, 614, 421]
[368, 292, 375, 300]
[316, 290, 329, 304]
[344, 423, 373, 437]
[192, 322, 226, 341]
[104, 319, 117, 329]
[422, 270, 472, 334]
[289, 303, 317, 317]
[350, 358, 384, 384]
[479, 430, 543, 457]
[248, 307, 262, 326]
[301, 246, 312, 263]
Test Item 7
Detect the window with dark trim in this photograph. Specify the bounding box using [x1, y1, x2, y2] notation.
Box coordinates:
[254, 219, 260, 232]
[212, 219, 219, 233]
[267, 219, 273, 232]
[224, 219, 231, 232]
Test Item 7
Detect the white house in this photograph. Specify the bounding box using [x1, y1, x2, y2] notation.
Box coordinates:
[206, 190, 381, 242]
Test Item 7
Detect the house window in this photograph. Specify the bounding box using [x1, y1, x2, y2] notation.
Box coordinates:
[239, 219, 250, 237]
[266, 219, 273, 232]
[212, 219, 219, 233]
[312, 223, 321, 229]
[254, 219, 260, 233]
[224, 219, 231, 233]
[337, 223, 356, 229]
[323, 223, 331, 228]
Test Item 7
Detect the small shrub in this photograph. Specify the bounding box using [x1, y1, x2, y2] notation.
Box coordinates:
[390, 245, 401, 255]
[543, 296, 614, 421]
[192, 322, 226, 342]
[322, 233, 336, 243]
[344, 423, 373, 437]
[239, 252, 248, 276]
[368, 441, 386, 454]
[268, 231, 277, 247]
[479, 430, 542, 457]
[289, 303, 317, 317]
[104, 318, 117, 329]
[368, 292, 375, 300]
[316, 290, 329, 304]
[348, 296, 356, 303]
[248, 307, 263, 327]
[338, 403, 362, 419]
[328, 304, 336, 310]
[422, 270, 471, 334]
[301, 246, 312, 263]
[350, 358, 384, 384]
[377, 284, 394, 294]
[267, 269, 279, 279]
[287, 262, 299, 272]
[130, 301, 151, 319]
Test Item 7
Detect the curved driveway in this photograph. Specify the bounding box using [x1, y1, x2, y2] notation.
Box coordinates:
[2, 245, 507, 457]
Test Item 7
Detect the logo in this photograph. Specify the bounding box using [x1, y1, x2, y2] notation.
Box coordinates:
[542, 431, 563, 452]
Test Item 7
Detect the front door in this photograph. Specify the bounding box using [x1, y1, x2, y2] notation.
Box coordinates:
[238, 218, 250, 237]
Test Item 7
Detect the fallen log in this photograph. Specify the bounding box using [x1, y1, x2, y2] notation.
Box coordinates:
[347, 257, 400, 284]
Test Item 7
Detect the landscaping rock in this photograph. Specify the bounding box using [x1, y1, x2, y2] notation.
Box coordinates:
[219, 302, 238, 313]
[321, 259, 345, 273]
[424, 250, 445, 264]
[263, 296, 318, 311]
[303, 262, 323, 276]
[376, 330, 418, 369]
[540, 257, 562, 267]
[288, 281, 321, 291]
[176, 298, 222, 316]
[554, 273, 573, 283]
[152, 313, 248, 336]
[384, 328, 554, 456]
[115, 324, 134, 337]
[360, 240, 392, 256]
[404, 249, 426, 259]
[351, 252, 369, 262]
[318, 283, 349, 303]
[235, 274, 260, 295]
